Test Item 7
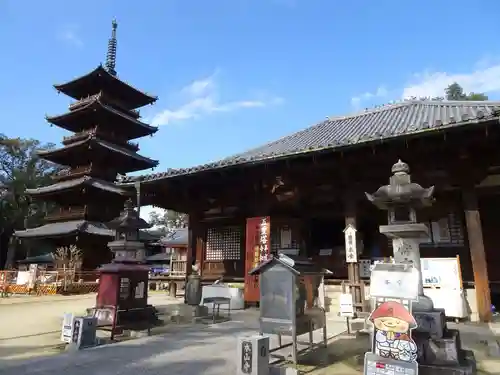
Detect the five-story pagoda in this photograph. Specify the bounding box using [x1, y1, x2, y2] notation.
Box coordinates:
[15, 20, 159, 269]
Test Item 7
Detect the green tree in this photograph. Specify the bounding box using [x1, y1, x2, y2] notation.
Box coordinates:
[0, 135, 58, 268]
[445, 82, 488, 101]
[148, 209, 188, 236]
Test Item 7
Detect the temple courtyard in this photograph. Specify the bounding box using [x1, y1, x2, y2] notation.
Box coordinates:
[0, 293, 179, 361]
[1, 294, 500, 374]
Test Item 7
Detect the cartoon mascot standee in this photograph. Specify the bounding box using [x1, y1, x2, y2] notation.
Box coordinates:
[369, 300, 418, 362]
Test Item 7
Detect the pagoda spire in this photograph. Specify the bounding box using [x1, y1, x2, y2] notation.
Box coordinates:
[105, 19, 118, 76]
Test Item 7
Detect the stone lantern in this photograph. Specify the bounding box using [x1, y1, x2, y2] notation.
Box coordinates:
[94, 199, 157, 327]
[107, 198, 150, 262]
[365, 160, 435, 312]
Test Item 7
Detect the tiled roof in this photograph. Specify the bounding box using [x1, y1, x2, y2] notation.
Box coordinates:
[53, 65, 158, 110]
[158, 228, 188, 247]
[25, 176, 130, 196]
[14, 220, 113, 239]
[119, 100, 500, 184]
[37, 135, 159, 171]
[46, 94, 158, 139]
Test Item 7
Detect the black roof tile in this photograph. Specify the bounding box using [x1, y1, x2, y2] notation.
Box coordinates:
[119, 100, 500, 184]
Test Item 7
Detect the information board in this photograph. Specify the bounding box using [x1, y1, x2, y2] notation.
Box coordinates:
[421, 256, 462, 289]
[359, 256, 463, 290]
[60, 313, 74, 343]
[339, 293, 355, 317]
[364, 353, 418, 375]
[370, 263, 419, 301]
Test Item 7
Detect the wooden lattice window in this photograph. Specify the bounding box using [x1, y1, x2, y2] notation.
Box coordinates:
[270, 224, 301, 254]
[388, 212, 464, 249]
[206, 226, 242, 261]
[421, 212, 464, 246]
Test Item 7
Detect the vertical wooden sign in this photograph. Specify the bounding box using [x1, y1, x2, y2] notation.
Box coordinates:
[244, 216, 270, 303]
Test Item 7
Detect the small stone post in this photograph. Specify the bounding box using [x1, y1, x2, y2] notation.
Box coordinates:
[236, 335, 270, 375]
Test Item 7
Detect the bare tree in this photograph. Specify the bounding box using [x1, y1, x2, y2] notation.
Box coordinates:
[54, 245, 82, 288]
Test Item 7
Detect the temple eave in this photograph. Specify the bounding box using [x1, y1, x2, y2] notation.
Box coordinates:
[53, 65, 158, 109]
[37, 138, 158, 170]
[14, 220, 114, 239]
[45, 99, 158, 131]
[25, 177, 130, 197]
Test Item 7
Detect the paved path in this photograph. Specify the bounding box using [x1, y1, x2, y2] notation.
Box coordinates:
[0, 293, 181, 360]
[0, 313, 349, 375]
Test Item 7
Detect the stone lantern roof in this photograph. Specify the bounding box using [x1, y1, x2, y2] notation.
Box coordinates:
[365, 159, 435, 211]
[108, 198, 150, 232]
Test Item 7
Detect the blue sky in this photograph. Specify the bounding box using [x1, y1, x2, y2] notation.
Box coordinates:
[2, 0, 500, 218]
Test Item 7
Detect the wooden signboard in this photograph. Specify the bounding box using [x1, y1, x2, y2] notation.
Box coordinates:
[244, 216, 270, 303]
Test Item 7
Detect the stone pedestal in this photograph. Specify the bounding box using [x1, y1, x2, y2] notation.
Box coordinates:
[380, 223, 434, 312]
[412, 310, 476, 374]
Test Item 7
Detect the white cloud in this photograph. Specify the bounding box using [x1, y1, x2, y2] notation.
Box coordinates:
[58, 25, 83, 47]
[151, 73, 284, 126]
[402, 63, 500, 99]
[350, 60, 500, 108]
[351, 86, 388, 108]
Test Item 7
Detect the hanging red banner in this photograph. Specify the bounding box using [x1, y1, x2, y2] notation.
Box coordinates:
[244, 216, 270, 303]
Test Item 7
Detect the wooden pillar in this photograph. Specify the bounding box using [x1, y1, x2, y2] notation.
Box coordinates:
[345, 198, 362, 313]
[462, 188, 492, 322]
[186, 214, 202, 277]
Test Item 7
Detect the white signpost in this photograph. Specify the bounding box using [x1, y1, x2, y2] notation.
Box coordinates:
[61, 313, 74, 343]
[339, 293, 355, 317]
[344, 224, 358, 263]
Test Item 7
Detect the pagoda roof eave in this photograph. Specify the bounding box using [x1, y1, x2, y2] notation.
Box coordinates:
[25, 176, 132, 197]
[14, 220, 114, 239]
[37, 136, 159, 173]
[53, 65, 158, 110]
[45, 98, 158, 139]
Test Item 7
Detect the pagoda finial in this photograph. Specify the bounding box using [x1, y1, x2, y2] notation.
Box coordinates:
[105, 19, 118, 76]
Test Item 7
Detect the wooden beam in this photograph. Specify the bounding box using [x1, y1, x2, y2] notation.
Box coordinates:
[462, 187, 492, 322]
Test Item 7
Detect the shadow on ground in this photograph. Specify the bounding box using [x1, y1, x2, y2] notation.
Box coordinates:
[3, 311, 499, 375]
[0, 319, 258, 375]
[270, 334, 369, 375]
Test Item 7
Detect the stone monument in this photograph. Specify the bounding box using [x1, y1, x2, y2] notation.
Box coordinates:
[366, 160, 476, 375]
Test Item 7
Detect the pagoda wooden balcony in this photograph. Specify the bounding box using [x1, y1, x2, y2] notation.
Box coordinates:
[52, 165, 118, 183]
[62, 130, 140, 152]
[52, 165, 93, 181]
[45, 206, 86, 222]
[62, 129, 95, 145]
[69, 94, 140, 118]
[45, 205, 118, 223]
